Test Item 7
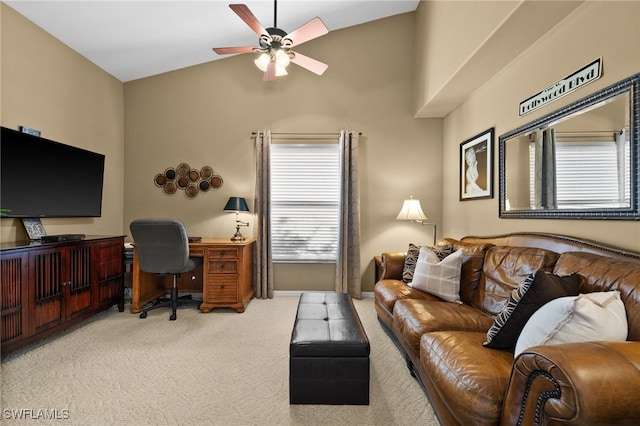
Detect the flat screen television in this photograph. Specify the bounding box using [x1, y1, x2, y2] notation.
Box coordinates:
[1, 126, 106, 218]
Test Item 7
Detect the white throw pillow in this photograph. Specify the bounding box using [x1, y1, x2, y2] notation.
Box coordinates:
[408, 247, 463, 303]
[514, 291, 628, 357]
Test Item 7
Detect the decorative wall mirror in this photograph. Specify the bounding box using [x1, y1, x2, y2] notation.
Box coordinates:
[499, 73, 639, 219]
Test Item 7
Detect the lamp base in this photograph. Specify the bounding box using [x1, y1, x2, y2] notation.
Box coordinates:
[231, 225, 246, 242]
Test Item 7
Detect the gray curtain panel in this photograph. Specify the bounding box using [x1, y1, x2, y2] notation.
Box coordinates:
[335, 130, 362, 299]
[534, 128, 557, 209]
[253, 130, 274, 299]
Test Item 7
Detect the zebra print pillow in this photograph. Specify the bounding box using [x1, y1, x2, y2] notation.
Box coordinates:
[484, 272, 580, 349]
[402, 244, 421, 283]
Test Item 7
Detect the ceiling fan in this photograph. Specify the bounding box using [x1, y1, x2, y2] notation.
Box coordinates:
[212, 1, 329, 81]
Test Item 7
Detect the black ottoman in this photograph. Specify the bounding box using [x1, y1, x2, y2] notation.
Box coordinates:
[289, 292, 370, 405]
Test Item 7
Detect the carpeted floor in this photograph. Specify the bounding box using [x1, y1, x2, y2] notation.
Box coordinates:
[1, 296, 438, 425]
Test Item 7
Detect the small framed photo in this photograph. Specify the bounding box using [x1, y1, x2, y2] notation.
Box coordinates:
[460, 128, 494, 201]
[21, 218, 47, 240]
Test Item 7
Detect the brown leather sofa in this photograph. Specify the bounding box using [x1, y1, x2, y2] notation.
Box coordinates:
[374, 233, 640, 425]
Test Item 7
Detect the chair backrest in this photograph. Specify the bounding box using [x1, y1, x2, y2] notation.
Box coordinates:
[130, 218, 191, 274]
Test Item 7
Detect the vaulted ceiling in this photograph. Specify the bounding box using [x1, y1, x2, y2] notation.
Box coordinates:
[4, 1, 419, 82]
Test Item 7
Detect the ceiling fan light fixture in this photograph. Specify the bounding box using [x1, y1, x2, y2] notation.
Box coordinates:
[274, 49, 291, 68]
[213, 3, 329, 80]
[254, 52, 270, 70]
[254, 52, 288, 76]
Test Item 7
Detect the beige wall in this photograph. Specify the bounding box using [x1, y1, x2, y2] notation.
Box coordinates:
[0, 4, 125, 241]
[123, 13, 442, 292]
[436, 1, 640, 252]
[4, 1, 638, 295]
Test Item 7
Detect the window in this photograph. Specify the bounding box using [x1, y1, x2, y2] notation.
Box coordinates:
[529, 138, 630, 207]
[270, 143, 340, 262]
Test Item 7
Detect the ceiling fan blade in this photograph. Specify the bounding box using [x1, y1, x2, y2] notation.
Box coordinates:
[212, 46, 255, 55]
[264, 60, 277, 81]
[230, 4, 268, 37]
[290, 52, 328, 76]
[285, 17, 329, 46]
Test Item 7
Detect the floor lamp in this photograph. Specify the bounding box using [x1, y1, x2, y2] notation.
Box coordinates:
[396, 195, 437, 246]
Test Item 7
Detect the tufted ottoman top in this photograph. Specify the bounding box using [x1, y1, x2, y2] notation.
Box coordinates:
[290, 292, 370, 358]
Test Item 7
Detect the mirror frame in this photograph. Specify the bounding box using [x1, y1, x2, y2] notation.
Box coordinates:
[499, 73, 639, 220]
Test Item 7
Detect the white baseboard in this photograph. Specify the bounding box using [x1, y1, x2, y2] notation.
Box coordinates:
[273, 290, 373, 298]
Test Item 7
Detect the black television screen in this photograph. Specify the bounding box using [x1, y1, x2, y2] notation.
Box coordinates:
[1, 126, 106, 218]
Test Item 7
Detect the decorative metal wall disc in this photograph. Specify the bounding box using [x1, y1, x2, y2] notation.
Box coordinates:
[163, 181, 177, 194]
[154, 174, 166, 187]
[176, 163, 190, 176]
[154, 163, 222, 198]
[164, 168, 177, 180]
[210, 175, 223, 188]
[200, 166, 213, 179]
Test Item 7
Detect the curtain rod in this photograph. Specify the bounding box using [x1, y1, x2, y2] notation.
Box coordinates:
[251, 131, 362, 138]
[556, 130, 619, 134]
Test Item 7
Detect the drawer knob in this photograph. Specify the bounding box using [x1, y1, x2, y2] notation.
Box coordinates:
[220, 285, 225, 289]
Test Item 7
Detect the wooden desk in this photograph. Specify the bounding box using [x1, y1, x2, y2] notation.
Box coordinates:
[130, 238, 254, 314]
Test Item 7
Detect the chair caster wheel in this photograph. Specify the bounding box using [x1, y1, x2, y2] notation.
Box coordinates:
[169, 314, 176, 321]
[140, 312, 147, 319]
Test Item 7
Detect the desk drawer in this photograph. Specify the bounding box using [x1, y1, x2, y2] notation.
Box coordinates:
[208, 259, 238, 273]
[206, 277, 238, 303]
[189, 248, 205, 257]
[209, 248, 239, 259]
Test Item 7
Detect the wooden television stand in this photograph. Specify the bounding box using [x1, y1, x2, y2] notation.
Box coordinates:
[1, 235, 125, 355]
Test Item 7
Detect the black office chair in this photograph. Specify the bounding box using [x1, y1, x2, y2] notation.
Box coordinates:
[129, 218, 202, 321]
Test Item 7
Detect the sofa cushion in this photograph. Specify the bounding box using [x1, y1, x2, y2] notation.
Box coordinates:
[484, 272, 581, 349]
[553, 251, 640, 341]
[419, 331, 513, 425]
[472, 246, 560, 316]
[392, 299, 494, 361]
[514, 291, 628, 357]
[442, 239, 494, 304]
[409, 248, 464, 303]
[374, 279, 441, 322]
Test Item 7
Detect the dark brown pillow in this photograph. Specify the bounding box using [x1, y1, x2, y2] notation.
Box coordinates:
[484, 271, 581, 349]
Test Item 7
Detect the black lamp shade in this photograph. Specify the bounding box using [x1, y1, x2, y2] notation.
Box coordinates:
[224, 197, 250, 212]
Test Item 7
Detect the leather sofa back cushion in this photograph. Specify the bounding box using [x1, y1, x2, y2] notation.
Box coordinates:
[472, 246, 560, 316]
[554, 251, 640, 341]
[443, 239, 494, 305]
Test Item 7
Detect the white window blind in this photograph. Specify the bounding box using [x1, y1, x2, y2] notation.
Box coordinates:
[270, 143, 340, 262]
[529, 139, 630, 207]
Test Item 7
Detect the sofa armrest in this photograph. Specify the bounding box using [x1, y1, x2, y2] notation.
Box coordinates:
[379, 252, 406, 281]
[502, 341, 640, 425]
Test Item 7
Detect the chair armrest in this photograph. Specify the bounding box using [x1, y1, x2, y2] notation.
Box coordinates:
[502, 341, 640, 425]
[379, 252, 406, 281]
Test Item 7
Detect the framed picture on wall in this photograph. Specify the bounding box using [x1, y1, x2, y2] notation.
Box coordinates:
[460, 128, 494, 201]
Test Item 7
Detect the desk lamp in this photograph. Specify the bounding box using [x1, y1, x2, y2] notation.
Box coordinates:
[223, 197, 250, 242]
[396, 195, 437, 246]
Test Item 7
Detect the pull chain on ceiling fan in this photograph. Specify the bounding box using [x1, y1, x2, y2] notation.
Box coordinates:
[212, 1, 329, 81]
